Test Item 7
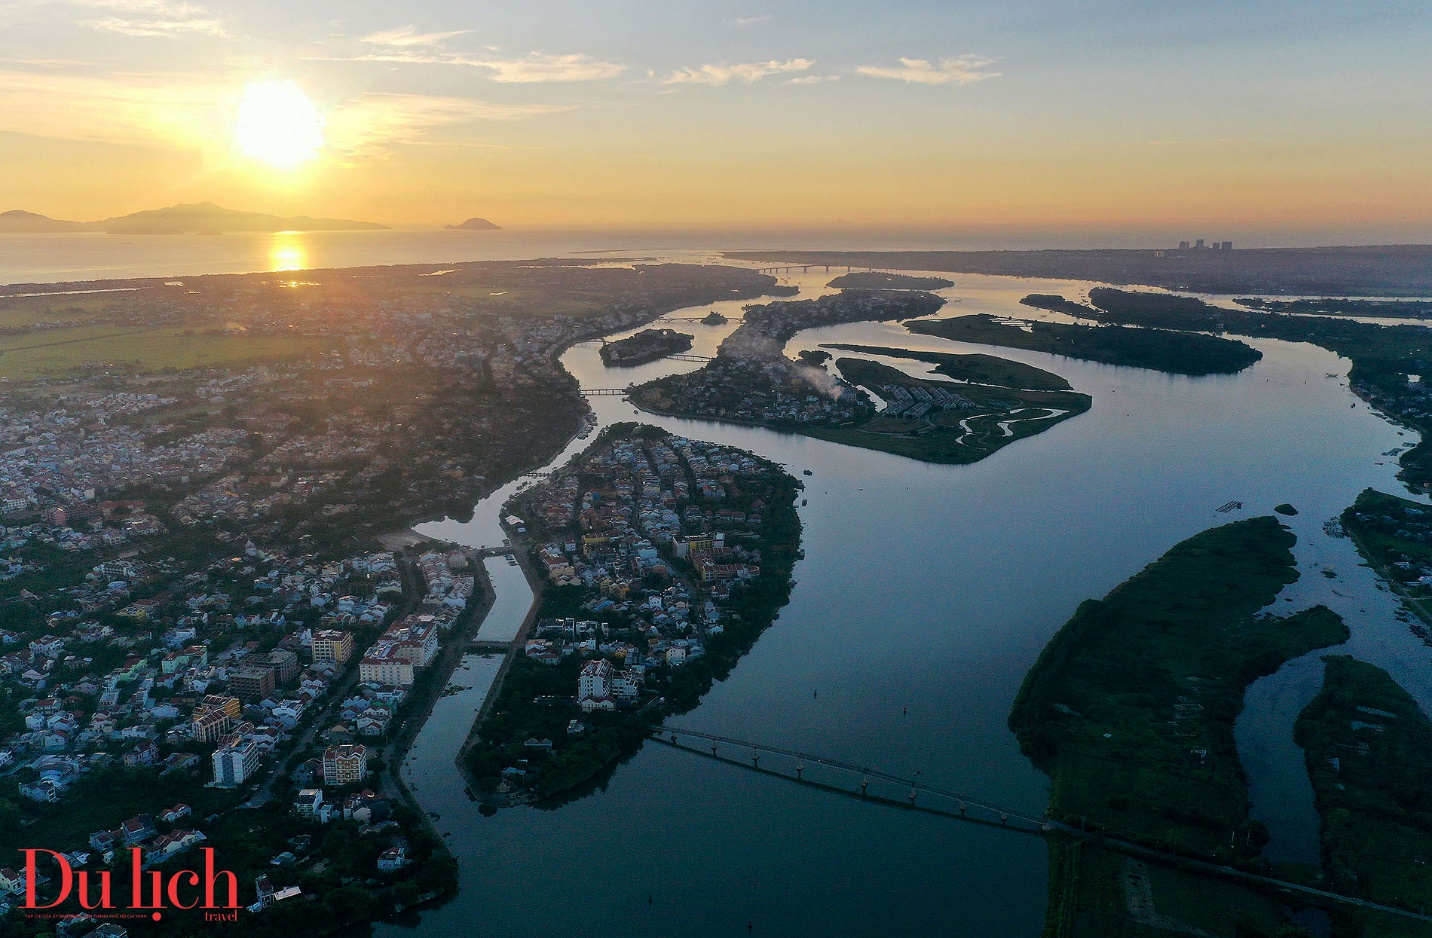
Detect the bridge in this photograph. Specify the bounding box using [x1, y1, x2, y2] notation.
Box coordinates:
[754, 265, 865, 275]
[668, 354, 712, 363]
[649, 725, 1432, 927]
[580, 388, 631, 397]
[473, 546, 515, 558]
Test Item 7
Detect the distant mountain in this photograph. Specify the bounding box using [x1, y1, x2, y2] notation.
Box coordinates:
[94, 202, 389, 234]
[0, 202, 388, 235]
[445, 217, 502, 231]
[0, 210, 86, 233]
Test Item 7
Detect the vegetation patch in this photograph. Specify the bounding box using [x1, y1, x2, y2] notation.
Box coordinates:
[906, 312, 1262, 376]
[1296, 655, 1432, 933]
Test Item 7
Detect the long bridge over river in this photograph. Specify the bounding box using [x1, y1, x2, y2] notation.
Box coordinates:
[648, 725, 1432, 927]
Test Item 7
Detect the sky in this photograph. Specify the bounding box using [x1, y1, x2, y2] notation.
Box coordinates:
[1, 0, 1430, 244]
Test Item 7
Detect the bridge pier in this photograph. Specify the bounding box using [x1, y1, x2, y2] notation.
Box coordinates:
[795, 764, 804, 780]
[860, 778, 869, 797]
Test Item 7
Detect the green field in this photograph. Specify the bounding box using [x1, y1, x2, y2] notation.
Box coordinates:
[1296, 655, 1432, 932]
[0, 325, 330, 379]
[906, 312, 1263, 376]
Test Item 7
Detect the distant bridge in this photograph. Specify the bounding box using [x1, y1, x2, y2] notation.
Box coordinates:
[755, 265, 863, 274]
[668, 354, 712, 363]
[647, 725, 1432, 926]
[580, 388, 631, 397]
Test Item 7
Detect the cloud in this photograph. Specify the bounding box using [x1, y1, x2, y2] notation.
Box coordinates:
[788, 74, 838, 85]
[308, 50, 625, 83]
[326, 93, 573, 154]
[661, 58, 813, 86]
[72, 0, 227, 37]
[0, 66, 571, 156]
[0, 66, 223, 145]
[360, 25, 470, 48]
[477, 53, 625, 83]
[855, 55, 998, 85]
[733, 15, 771, 27]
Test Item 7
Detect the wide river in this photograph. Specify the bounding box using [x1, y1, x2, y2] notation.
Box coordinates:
[358, 266, 1432, 937]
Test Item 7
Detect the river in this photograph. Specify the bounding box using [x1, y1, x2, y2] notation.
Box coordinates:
[385, 268, 1430, 937]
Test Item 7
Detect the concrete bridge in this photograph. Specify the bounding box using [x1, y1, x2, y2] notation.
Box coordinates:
[580, 388, 631, 397]
[648, 724, 1432, 927]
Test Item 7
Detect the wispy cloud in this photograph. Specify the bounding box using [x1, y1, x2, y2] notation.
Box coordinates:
[855, 55, 999, 85]
[73, 0, 227, 37]
[661, 58, 813, 86]
[733, 14, 771, 27]
[788, 74, 838, 85]
[308, 50, 625, 83]
[0, 66, 571, 155]
[360, 25, 470, 48]
[327, 93, 573, 154]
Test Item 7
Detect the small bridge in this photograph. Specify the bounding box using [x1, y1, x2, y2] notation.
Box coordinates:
[668, 354, 712, 363]
[474, 546, 515, 558]
[580, 388, 631, 397]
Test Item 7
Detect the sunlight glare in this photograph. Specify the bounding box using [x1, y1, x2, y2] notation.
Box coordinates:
[235, 80, 324, 169]
[269, 231, 307, 272]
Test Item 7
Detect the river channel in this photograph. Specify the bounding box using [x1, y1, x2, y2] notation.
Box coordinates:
[384, 267, 1432, 937]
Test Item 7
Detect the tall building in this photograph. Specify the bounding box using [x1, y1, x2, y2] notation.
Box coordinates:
[578, 658, 612, 700]
[1178, 241, 1190, 250]
[311, 629, 354, 664]
[1195, 238, 1206, 249]
[228, 666, 276, 702]
[322, 744, 368, 785]
[212, 738, 262, 787]
[1220, 241, 1233, 251]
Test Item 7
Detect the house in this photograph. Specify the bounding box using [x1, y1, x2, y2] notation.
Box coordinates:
[157, 804, 191, 824]
[120, 815, 157, 845]
[123, 739, 159, 767]
[293, 789, 323, 819]
[377, 845, 411, 873]
[0, 869, 25, 895]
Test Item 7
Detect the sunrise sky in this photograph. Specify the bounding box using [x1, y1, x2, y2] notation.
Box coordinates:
[2, 0, 1430, 242]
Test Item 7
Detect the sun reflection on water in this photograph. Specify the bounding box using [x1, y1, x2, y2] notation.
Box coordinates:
[269, 231, 307, 272]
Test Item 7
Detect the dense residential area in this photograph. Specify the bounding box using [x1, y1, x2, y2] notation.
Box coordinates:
[0, 262, 786, 934]
[464, 424, 801, 800]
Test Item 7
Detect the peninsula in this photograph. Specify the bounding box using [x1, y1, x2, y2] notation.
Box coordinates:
[463, 424, 801, 801]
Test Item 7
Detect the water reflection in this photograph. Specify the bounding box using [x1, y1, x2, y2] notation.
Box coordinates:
[268, 231, 306, 271]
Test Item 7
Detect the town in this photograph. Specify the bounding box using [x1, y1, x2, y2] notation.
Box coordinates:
[463, 424, 801, 801]
[0, 260, 787, 934]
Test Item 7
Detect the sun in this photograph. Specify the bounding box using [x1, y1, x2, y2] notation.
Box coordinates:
[235, 80, 324, 169]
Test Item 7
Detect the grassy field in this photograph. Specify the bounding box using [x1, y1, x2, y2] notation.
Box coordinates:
[0, 325, 330, 379]
[906, 313, 1263, 376]
[822, 342, 1073, 390]
[1296, 655, 1432, 932]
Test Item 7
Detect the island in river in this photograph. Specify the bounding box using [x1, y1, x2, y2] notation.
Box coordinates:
[630, 291, 1090, 464]
[1010, 516, 1350, 935]
[827, 271, 954, 290]
[907, 311, 1263, 376]
[599, 327, 694, 367]
[463, 423, 801, 801]
[1295, 655, 1432, 936]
